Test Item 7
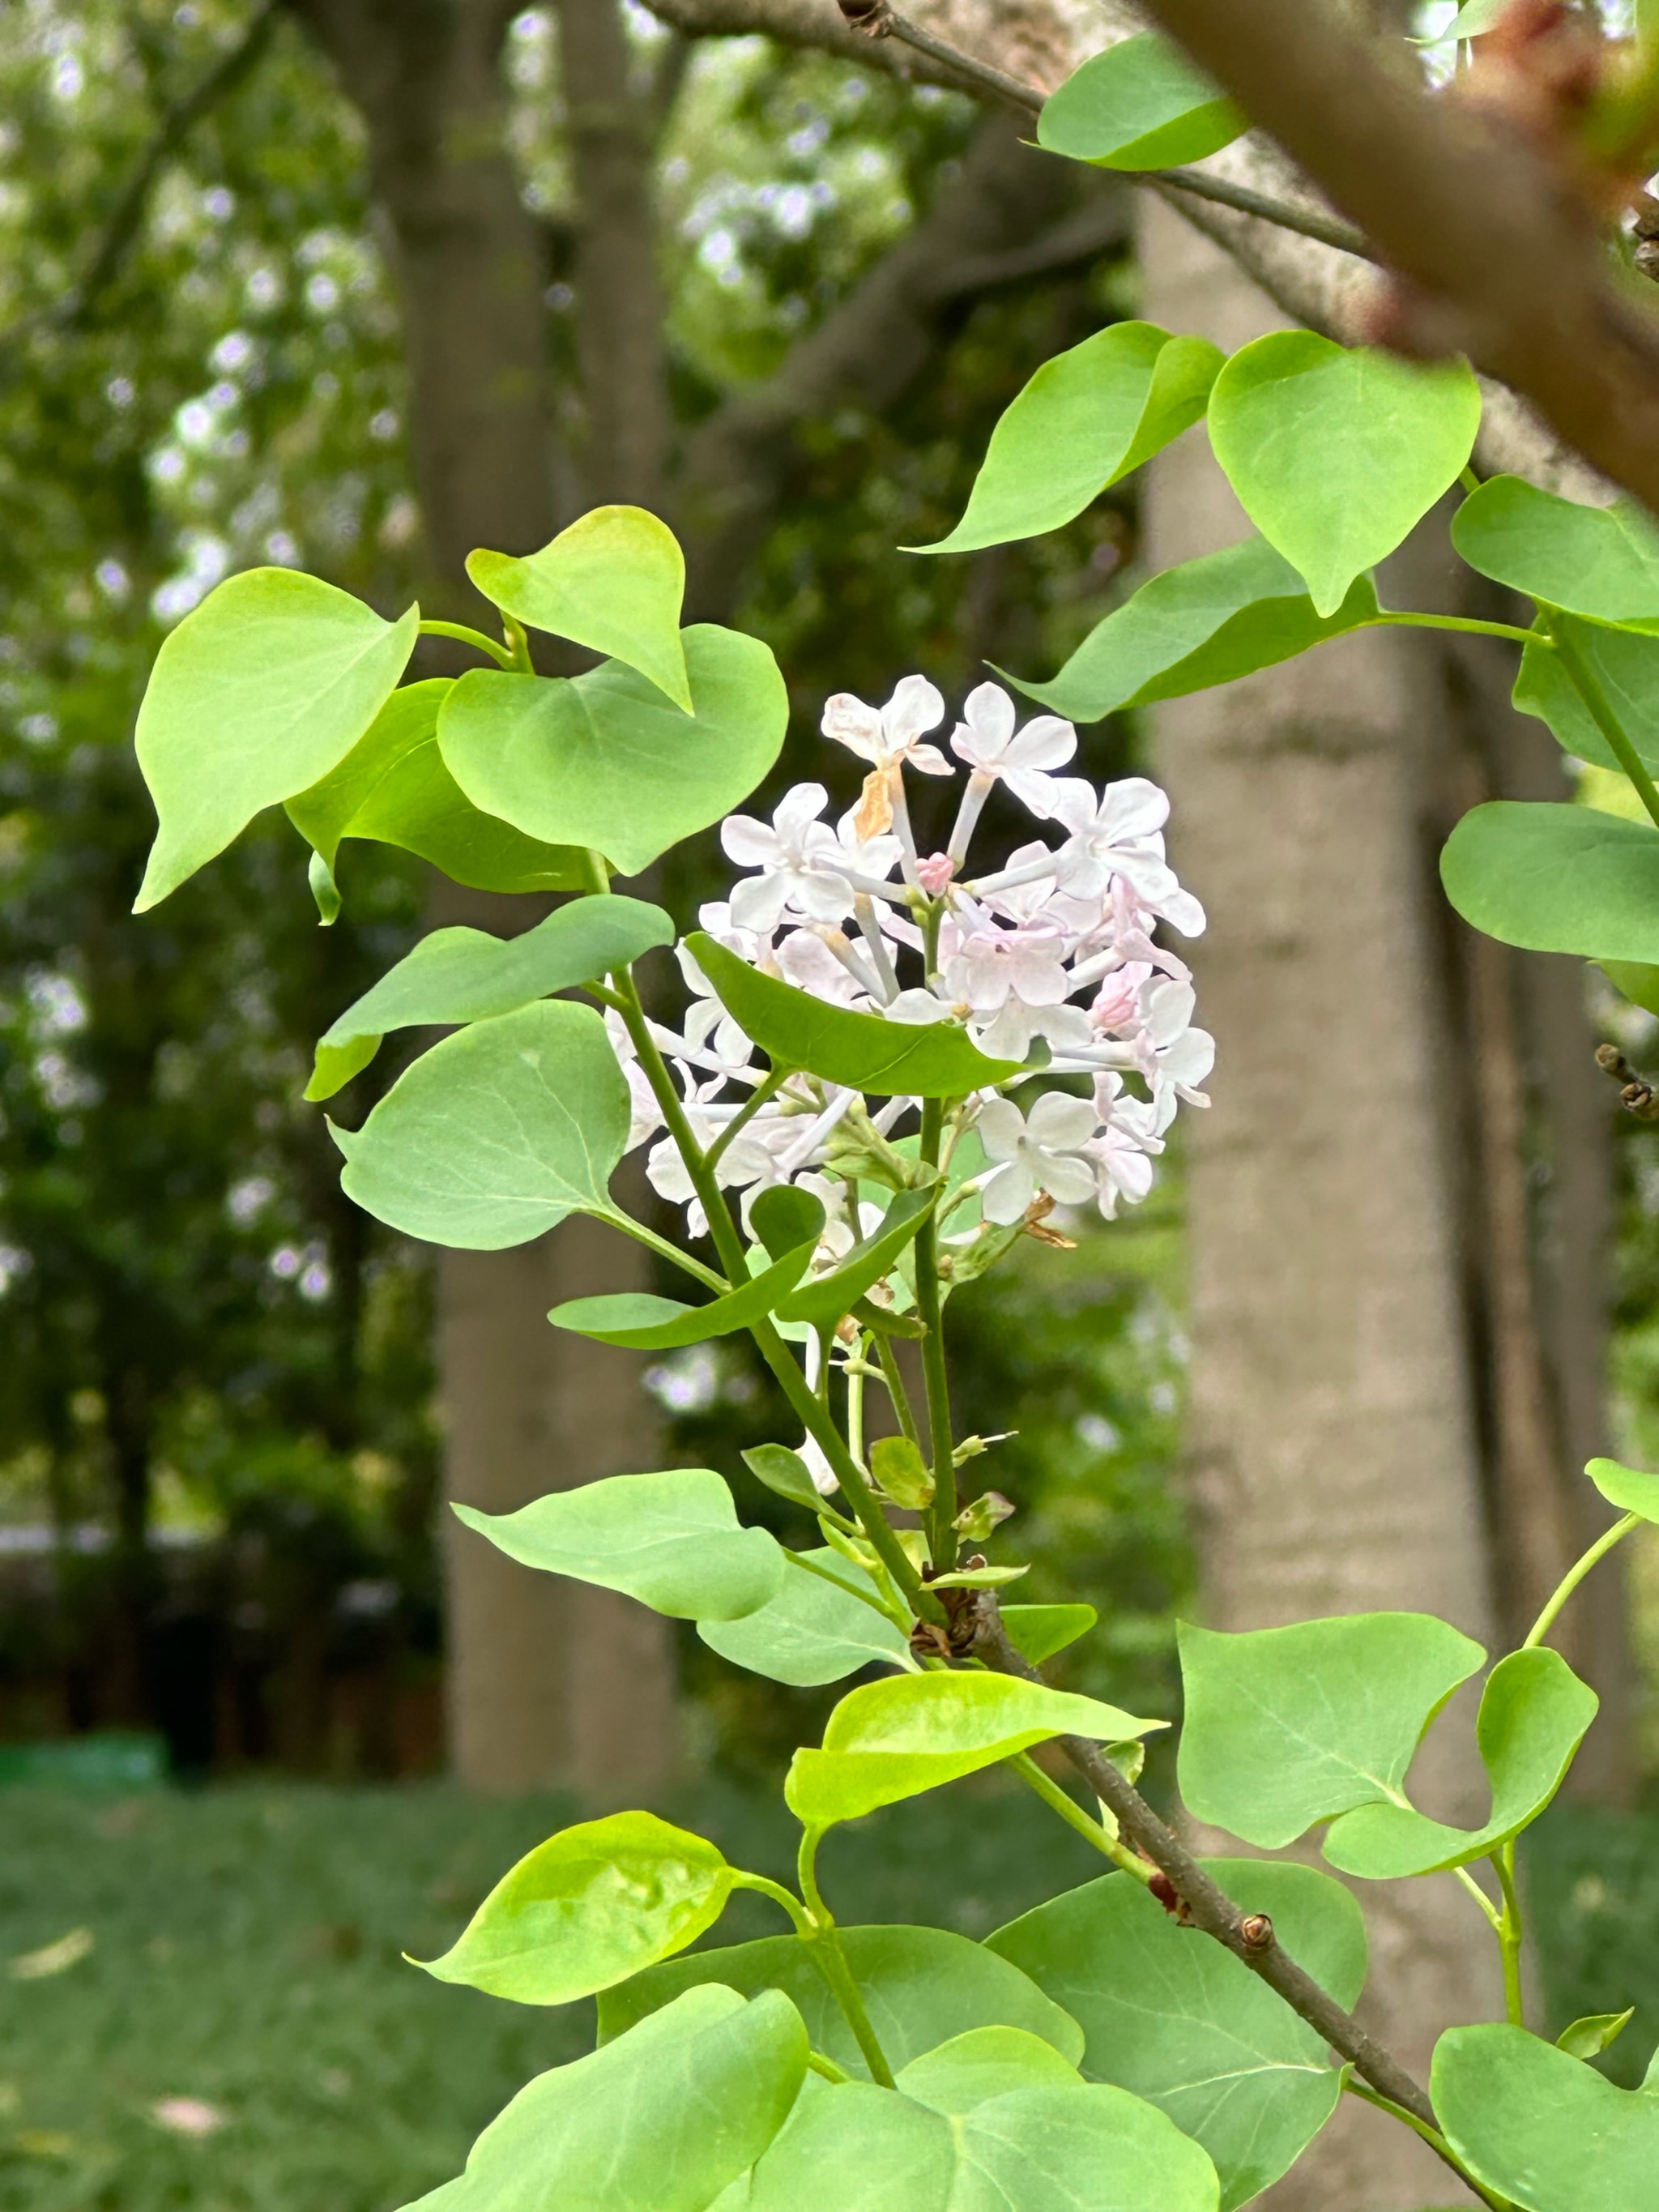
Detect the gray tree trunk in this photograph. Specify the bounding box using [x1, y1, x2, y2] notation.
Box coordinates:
[1139, 200, 1503, 2210]
[292, 0, 675, 1793]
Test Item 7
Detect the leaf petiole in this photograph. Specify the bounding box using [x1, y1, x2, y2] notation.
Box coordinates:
[416, 617, 515, 668]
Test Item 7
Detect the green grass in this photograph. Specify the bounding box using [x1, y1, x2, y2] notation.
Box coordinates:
[0, 1780, 1654, 2210]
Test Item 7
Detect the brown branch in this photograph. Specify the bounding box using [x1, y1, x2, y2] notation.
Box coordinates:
[970, 1596, 1445, 2128]
[1596, 1041, 1659, 1121]
[836, 0, 1374, 262]
[0, 2, 279, 352]
[1136, 0, 1659, 513]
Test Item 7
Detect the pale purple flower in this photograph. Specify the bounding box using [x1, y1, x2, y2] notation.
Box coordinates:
[975, 1090, 1100, 1225]
[821, 675, 953, 777]
[1087, 1074, 1166, 1218]
[721, 783, 854, 932]
[947, 683, 1076, 860]
[1049, 775, 1178, 903]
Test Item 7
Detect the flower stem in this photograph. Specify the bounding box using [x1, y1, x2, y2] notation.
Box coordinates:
[1012, 1753, 1154, 1881]
[1543, 609, 1659, 831]
[1524, 1510, 1641, 1650]
[705, 1065, 787, 1172]
[416, 618, 515, 668]
[915, 1097, 957, 1565]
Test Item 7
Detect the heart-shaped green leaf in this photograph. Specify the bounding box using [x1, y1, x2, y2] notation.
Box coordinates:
[1432, 2022, 1659, 2212]
[332, 1000, 629, 1248]
[548, 1234, 821, 1350]
[467, 505, 692, 711]
[1001, 1604, 1098, 1665]
[1004, 539, 1380, 724]
[416, 1811, 733, 2005]
[912, 323, 1223, 553]
[1038, 32, 1244, 170]
[1586, 1455, 1659, 1521]
[403, 1984, 806, 2212]
[1324, 1647, 1598, 1877]
[286, 681, 585, 908]
[437, 626, 786, 878]
[134, 568, 420, 910]
[599, 1924, 1086, 2078]
[740, 1443, 825, 1512]
[1512, 620, 1659, 775]
[453, 1467, 784, 1623]
[1451, 476, 1659, 626]
[306, 893, 672, 1100]
[1177, 1613, 1486, 1849]
[699, 1548, 913, 1685]
[688, 934, 1020, 1097]
[991, 1860, 1365, 2212]
[778, 1187, 936, 1326]
[1440, 801, 1659, 963]
[1209, 334, 1482, 616]
[785, 1671, 1163, 1828]
[746, 2071, 1220, 2212]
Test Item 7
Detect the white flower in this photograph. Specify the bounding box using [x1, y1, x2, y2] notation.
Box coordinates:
[1122, 979, 1215, 1110]
[1049, 775, 1178, 903]
[1086, 1074, 1166, 1218]
[975, 1091, 1100, 1225]
[949, 681, 1076, 820]
[776, 928, 868, 1005]
[799, 1433, 840, 1497]
[945, 923, 1071, 1017]
[604, 1012, 664, 1150]
[721, 783, 855, 932]
[972, 996, 1093, 1063]
[821, 674, 953, 776]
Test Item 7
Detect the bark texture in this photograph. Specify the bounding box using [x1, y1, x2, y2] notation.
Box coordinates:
[289, 0, 675, 1792]
[1140, 199, 1502, 2210]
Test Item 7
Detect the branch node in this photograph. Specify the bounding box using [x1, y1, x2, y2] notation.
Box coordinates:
[1596, 1040, 1659, 1118]
[835, 0, 894, 40]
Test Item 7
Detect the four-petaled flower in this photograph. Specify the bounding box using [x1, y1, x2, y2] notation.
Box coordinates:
[975, 1091, 1101, 1227]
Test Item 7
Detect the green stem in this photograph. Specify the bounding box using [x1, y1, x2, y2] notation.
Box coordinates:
[1342, 2078, 1515, 2212]
[785, 1545, 903, 1624]
[1459, 463, 1483, 495]
[806, 2048, 854, 2085]
[791, 1827, 896, 2087]
[1524, 1510, 1641, 1649]
[612, 972, 941, 1623]
[1455, 1864, 1504, 1934]
[504, 612, 535, 673]
[1374, 611, 1542, 647]
[416, 618, 515, 668]
[915, 1100, 957, 1565]
[731, 1870, 814, 1937]
[599, 1206, 727, 1292]
[867, 1335, 923, 1454]
[705, 1066, 788, 1172]
[1494, 1847, 1525, 2026]
[1543, 609, 1659, 831]
[1012, 1753, 1154, 1882]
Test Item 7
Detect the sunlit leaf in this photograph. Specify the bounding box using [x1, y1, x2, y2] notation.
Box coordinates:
[437, 627, 786, 877]
[785, 1671, 1163, 1827]
[453, 1465, 784, 1622]
[467, 506, 692, 711]
[1004, 539, 1379, 724]
[1452, 476, 1659, 627]
[134, 568, 419, 909]
[287, 681, 585, 904]
[417, 1812, 733, 2004]
[911, 324, 1223, 553]
[1209, 334, 1481, 617]
[1039, 32, 1243, 169]
[1586, 1455, 1659, 1522]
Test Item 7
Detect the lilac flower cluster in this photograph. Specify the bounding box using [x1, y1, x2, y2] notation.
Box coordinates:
[613, 675, 1212, 1240]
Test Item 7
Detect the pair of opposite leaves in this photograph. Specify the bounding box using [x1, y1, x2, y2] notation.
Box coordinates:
[132, 505, 786, 911]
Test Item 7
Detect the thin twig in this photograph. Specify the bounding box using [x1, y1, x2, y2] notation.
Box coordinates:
[1596, 1040, 1659, 1121]
[832, 0, 1374, 264]
[970, 1595, 1465, 2154]
[0, 2, 279, 352]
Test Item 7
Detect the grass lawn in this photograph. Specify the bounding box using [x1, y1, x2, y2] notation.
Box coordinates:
[0, 1779, 1654, 2211]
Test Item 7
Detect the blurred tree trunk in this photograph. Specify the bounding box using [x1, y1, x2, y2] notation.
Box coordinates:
[289, 0, 675, 1793]
[1140, 200, 1504, 2211]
